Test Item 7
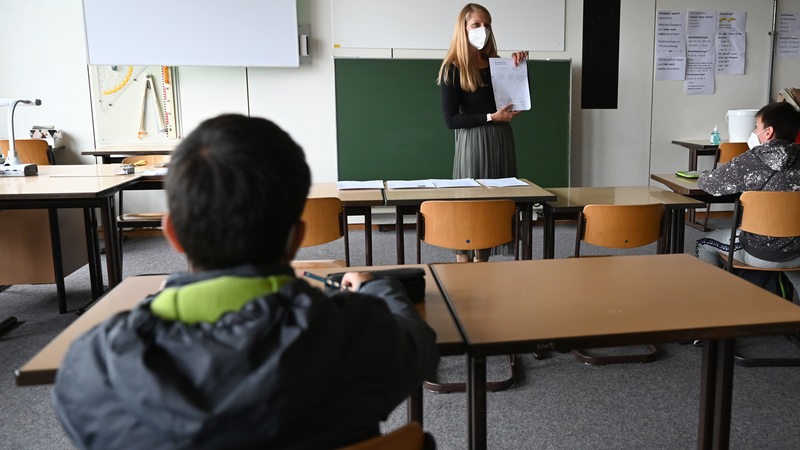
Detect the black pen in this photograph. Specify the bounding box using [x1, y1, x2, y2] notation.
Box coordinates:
[302, 271, 341, 289]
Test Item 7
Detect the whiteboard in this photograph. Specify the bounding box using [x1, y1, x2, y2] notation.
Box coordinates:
[82, 0, 299, 67]
[331, 0, 565, 52]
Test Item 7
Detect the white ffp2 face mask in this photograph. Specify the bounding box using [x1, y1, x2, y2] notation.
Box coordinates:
[746, 132, 761, 149]
[468, 27, 488, 50]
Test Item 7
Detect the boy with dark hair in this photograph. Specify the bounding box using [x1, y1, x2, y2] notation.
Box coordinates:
[53, 114, 439, 449]
[696, 102, 800, 271]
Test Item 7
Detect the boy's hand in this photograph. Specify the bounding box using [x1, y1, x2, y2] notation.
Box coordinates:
[341, 272, 374, 291]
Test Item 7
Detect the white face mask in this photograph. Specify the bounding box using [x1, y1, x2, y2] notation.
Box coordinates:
[746, 127, 769, 149]
[468, 27, 488, 50]
[746, 132, 760, 149]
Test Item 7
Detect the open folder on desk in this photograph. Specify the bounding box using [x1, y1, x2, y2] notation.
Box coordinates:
[336, 180, 384, 190]
[477, 177, 528, 187]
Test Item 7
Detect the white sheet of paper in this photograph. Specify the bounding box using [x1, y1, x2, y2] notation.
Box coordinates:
[386, 179, 436, 189]
[489, 58, 531, 111]
[140, 168, 168, 176]
[336, 180, 384, 190]
[431, 178, 481, 188]
[477, 177, 527, 187]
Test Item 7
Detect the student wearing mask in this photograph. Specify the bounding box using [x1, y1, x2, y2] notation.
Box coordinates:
[695, 102, 800, 278]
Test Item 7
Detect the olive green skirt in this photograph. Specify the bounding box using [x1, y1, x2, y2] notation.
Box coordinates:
[453, 123, 517, 179]
[453, 123, 518, 257]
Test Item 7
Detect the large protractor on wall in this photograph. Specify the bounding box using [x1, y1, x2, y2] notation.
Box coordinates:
[94, 65, 148, 111]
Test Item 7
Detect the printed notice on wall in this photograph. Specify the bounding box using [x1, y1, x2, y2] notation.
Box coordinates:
[684, 11, 717, 95]
[716, 11, 746, 74]
[655, 10, 686, 81]
[777, 12, 800, 59]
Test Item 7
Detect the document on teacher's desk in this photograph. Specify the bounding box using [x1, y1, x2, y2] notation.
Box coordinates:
[489, 58, 531, 111]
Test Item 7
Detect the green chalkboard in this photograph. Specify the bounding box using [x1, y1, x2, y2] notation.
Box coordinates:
[335, 59, 570, 186]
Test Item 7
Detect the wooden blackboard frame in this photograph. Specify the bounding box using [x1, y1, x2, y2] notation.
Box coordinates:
[334, 59, 571, 186]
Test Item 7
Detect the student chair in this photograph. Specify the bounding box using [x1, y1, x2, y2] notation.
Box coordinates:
[719, 190, 800, 367]
[339, 422, 435, 450]
[572, 203, 666, 365]
[701, 142, 749, 230]
[415, 199, 518, 264]
[0, 139, 51, 165]
[116, 155, 171, 272]
[292, 197, 349, 268]
[416, 199, 518, 392]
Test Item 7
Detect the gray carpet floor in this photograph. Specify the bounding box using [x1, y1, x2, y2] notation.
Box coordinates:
[3, 217, 800, 449]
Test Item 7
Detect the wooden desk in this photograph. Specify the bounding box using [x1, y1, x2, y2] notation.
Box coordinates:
[308, 183, 385, 266]
[15, 275, 166, 385]
[672, 139, 719, 171]
[384, 179, 555, 263]
[81, 146, 175, 164]
[542, 186, 705, 258]
[650, 173, 740, 231]
[0, 166, 142, 311]
[17, 265, 463, 426]
[14, 266, 463, 361]
[431, 254, 800, 449]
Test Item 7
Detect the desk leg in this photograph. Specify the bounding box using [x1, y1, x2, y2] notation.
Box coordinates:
[543, 204, 555, 259]
[396, 206, 405, 264]
[99, 198, 121, 288]
[395, 205, 417, 264]
[698, 339, 718, 449]
[363, 208, 373, 266]
[408, 385, 423, 425]
[83, 208, 103, 299]
[519, 202, 532, 260]
[697, 339, 734, 450]
[347, 206, 373, 266]
[713, 339, 734, 450]
[689, 148, 699, 171]
[47, 209, 67, 314]
[342, 210, 351, 266]
[673, 208, 686, 253]
[468, 354, 487, 450]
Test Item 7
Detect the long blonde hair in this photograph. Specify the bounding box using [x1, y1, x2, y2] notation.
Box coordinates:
[437, 3, 499, 92]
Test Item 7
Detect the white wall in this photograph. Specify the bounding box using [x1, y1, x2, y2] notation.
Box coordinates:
[1, 0, 799, 195]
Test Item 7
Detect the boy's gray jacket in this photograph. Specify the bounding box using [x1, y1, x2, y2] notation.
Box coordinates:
[698, 140, 800, 261]
[52, 265, 439, 449]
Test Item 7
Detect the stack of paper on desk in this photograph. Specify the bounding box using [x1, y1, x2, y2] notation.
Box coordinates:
[385, 178, 482, 189]
[336, 180, 384, 190]
[477, 177, 528, 187]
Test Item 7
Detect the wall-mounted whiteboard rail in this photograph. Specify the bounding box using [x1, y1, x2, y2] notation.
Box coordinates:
[331, 0, 565, 52]
[82, 0, 299, 67]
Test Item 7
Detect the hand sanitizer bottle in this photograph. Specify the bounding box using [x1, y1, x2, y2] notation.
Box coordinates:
[710, 125, 721, 145]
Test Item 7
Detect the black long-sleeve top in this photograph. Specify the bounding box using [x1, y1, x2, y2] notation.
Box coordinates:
[440, 65, 496, 129]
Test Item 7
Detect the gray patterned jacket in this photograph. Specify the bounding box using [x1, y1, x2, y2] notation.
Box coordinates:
[698, 139, 800, 261]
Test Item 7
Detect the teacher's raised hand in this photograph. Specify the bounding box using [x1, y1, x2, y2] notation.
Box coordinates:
[511, 50, 529, 66]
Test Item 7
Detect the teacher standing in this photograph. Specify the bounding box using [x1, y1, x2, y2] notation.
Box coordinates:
[437, 3, 528, 262]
